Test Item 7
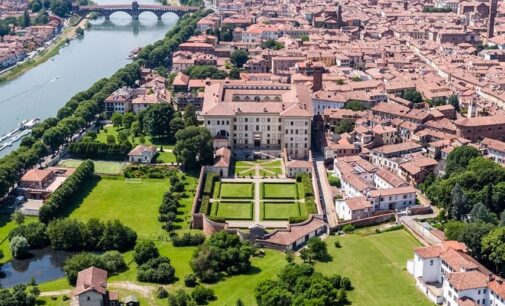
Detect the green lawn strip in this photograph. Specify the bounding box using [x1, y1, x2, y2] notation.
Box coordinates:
[220, 182, 253, 199]
[58, 159, 125, 175]
[262, 202, 300, 220]
[215, 202, 253, 220]
[262, 183, 297, 199]
[209, 201, 218, 216]
[212, 181, 221, 198]
[156, 151, 177, 163]
[259, 167, 282, 177]
[317, 232, 432, 306]
[296, 182, 305, 200]
[68, 176, 169, 239]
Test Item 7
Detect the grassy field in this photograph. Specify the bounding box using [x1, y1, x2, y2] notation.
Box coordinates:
[96, 125, 175, 149]
[262, 202, 300, 220]
[319, 231, 432, 306]
[262, 182, 297, 199]
[58, 159, 126, 175]
[219, 182, 253, 199]
[214, 201, 253, 220]
[156, 151, 177, 163]
[35, 229, 429, 306]
[68, 177, 169, 239]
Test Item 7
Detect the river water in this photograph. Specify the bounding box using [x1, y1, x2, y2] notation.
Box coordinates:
[0, 0, 177, 156]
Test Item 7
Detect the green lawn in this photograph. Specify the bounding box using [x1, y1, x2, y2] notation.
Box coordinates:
[219, 182, 253, 199]
[58, 159, 126, 175]
[262, 202, 300, 220]
[236, 168, 255, 177]
[96, 125, 174, 148]
[318, 231, 431, 306]
[68, 177, 169, 239]
[156, 151, 177, 163]
[262, 183, 297, 199]
[214, 201, 253, 220]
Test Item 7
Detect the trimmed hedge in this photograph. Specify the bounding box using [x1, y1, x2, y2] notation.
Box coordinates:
[39, 160, 95, 223]
[203, 173, 217, 196]
[296, 173, 318, 216]
[200, 195, 210, 214]
[68, 140, 132, 160]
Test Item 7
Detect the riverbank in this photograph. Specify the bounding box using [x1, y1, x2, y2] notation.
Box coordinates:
[0, 16, 88, 84]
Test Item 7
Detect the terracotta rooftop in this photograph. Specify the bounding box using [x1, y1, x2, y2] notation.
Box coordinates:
[21, 169, 53, 183]
[74, 266, 108, 296]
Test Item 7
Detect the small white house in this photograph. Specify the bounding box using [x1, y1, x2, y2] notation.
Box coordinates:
[128, 145, 157, 164]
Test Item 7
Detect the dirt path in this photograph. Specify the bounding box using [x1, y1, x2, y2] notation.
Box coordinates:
[40, 281, 156, 298]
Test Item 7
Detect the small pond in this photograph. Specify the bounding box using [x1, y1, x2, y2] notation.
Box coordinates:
[0, 248, 73, 287]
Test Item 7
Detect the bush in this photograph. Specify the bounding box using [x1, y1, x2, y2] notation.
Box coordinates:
[134, 241, 159, 265]
[191, 285, 215, 305]
[62, 295, 69, 301]
[137, 256, 176, 284]
[191, 232, 253, 283]
[203, 173, 216, 195]
[10, 236, 30, 259]
[156, 287, 168, 299]
[184, 273, 198, 287]
[342, 224, 355, 233]
[334, 240, 341, 248]
[200, 196, 210, 214]
[172, 233, 205, 247]
[328, 175, 341, 188]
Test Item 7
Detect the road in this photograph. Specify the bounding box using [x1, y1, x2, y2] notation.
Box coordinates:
[313, 155, 339, 228]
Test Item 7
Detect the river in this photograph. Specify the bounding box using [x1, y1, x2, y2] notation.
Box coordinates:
[0, 0, 177, 157]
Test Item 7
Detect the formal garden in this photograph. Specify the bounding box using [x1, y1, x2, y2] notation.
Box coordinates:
[233, 159, 284, 178]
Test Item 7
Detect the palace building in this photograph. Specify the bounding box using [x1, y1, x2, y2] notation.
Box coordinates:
[201, 80, 313, 159]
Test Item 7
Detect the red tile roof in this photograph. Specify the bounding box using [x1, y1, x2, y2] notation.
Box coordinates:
[74, 266, 108, 296]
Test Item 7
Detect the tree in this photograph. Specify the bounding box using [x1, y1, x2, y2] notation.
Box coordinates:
[9, 221, 49, 249]
[0, 21, 10, 36]
[191, 231, 253, 282]
[174, 126, 214, 170]
[184, 274, 198, 287]
[335, 119, 354, 134]
[229, 67, 240, 79]
[142, 103, 175, 139]
[444, 220, 465, 240]
[10, 235, 30, 259]
[261, 39, 284, 50]
[299, 248, 314, 263]
[403, 89, 423, 103]
[300, 35, 309, 42]
[137, 256, 176, 284]
[500, 211, 505, 226]
[191, 285, 215, 304]
[448, 94, 460, 111]
[34, 10, 49, 25]
[345, 100, 365, 111]
[12, 211, 25, 225]
[482, 227, 505, 272]
[64, 252, 126, 285]
[230, 50, 249, 68]
[111, 113, 123, 127]
[458, 222, 495, 259]
[183, 105, 199, 127]
[469, 202, 498, 224]
[134, 241, 159, 265]
[167, 289, 195, 306]
[122, 112, 136, 129]
[450, 183, 469, 220]
[445, 146, 480, 177]
[22, 10, 31, 27]
[306, 237, 329, 261]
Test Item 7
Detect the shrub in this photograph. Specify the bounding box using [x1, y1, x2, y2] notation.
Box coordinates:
[334, 240, 341, 248]
[10, 236, 30, 259]
[203, 173, 216, 195]
[342, 224, 355, 233]
[62, 295, 69, 301]
[184, 273, 198, 287]
[328, 175, 341, 188]
[191, 285, 215, 305]
[172, 233, 206, 247]
[156, 287, 168, 299]
[137, 256, 175, 284]
[200, 196, 210, 214]
[134, 241, 160, 265]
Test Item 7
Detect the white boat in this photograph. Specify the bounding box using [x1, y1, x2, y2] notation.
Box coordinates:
[20, 118, 40, 130]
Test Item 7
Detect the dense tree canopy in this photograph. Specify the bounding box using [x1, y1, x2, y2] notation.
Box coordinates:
[230, 50, 249, 68]
[255, 264, 350, 306]
[174, 126, 214, 170]
[191, 231, 253, 282]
